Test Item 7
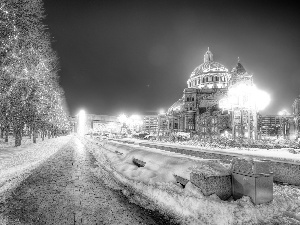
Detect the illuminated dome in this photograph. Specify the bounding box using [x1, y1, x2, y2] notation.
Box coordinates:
[167, 98, 184, 114]
[187, 48, 230, 89]
[190, 61, 228, 77]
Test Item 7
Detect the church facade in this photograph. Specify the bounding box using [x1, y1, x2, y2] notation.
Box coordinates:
[164, 48, 253, 138]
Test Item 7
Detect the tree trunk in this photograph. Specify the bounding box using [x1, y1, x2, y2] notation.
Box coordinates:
[29, 126, 32, 139]
[48, 130, 51, 139]
[33, 125, 37, 143]
[0, 126, 3, 139]
[42, 130, 45, 141]
[4, 126, 9, 142]
[15, 128, 22, 147]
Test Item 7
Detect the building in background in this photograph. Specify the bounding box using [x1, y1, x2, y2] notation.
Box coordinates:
[142, 115, 158, 134]
[258, 113, 296, 139]
[166, 48, 254, 138]
[73, 114, 120, 135]
[292, 95, 300, 139]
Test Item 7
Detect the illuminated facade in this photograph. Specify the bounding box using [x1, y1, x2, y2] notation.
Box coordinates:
[292, 95, 300, 139]
[258, 114, 294, 138]
[73, 114, 120, 134]
[142, 115, 158, 134]
[166, 48, 254, 138]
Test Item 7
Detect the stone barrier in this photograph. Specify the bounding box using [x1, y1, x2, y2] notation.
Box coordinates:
[190, 172, 232, 200]
[173, 174, 189, 187]
[145, 144, 300, 186]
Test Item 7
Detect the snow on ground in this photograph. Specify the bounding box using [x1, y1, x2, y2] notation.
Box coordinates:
[87, 137, 300, 225]
[0, 135, 72, 199]
[121, 137, 300, 163]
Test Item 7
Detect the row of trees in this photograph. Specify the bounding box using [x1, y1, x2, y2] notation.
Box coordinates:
[0, 0, 70, 146]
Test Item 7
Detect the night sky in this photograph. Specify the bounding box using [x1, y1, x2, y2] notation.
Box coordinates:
[43, 0, 300, 117]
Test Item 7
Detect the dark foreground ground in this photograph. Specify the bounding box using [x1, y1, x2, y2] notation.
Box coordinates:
[0, 137, 176, 225]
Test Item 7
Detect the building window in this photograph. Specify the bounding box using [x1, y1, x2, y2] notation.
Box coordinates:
[202, 78, 205, 83]
[192, 97, 194, 101]
[190, 107, 192, 110]
[206, 77, 208, 82]
[187, 97, 190, 101]
[215, 76, 219, 81]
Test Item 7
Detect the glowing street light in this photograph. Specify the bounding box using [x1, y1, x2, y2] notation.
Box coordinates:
[219, 83, 270, 140]
[159, 109, 165, 115]
[77, 109, 86, 136]
[118, 114, 128, 124]
[278, 109, 290, 116]
[128, 115, 143, 132]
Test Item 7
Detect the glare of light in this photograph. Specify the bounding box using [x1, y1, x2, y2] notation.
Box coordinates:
[278, 109, 290, 116]
[128, 114, 143, 127]
[77, 109, 86, 136]
[118, 114, 128, 124]
[159, 109, 165, 114]
[219, 83, 270, 111]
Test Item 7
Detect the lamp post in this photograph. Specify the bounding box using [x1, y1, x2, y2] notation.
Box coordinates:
[118, 114, 128, 136]
[278, 109, 290, 139]
[77, 109, 86, 136]
[219, 83, 270, 140]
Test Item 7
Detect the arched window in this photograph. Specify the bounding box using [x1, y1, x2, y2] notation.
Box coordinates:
[202, 78, 205, 83]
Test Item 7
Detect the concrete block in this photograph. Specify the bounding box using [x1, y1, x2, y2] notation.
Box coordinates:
[190, 172, 232, 200]
[232, 157, 271, 175]
[174, 174, 189, 187]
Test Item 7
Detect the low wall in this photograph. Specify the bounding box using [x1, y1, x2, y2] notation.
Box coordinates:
[137, 142, 300, 186]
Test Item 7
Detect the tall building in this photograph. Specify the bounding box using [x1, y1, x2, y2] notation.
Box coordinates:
[292, 95, 300, 138]
[142, 115, 158, 134]
[166, 48, 253, 138]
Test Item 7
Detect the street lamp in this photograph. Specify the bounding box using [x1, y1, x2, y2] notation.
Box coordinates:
[77, 109, 86, 136]
[118, 114, 128, 135]
[128, 115, 143, 133]
[219, 83, 270, 140]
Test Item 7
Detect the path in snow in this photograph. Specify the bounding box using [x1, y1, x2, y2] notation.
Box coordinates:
[0, 136, 174, 224]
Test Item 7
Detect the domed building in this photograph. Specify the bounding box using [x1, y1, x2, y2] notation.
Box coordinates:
[187, 48, 231, 89]
[163, 48, 252, 138]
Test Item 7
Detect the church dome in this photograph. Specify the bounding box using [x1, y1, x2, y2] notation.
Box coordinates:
[190, 61, 228, 78]
[187, 48, 230, 89]
[167, 98, 184, 114]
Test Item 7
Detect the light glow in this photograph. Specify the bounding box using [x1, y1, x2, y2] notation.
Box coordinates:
[118, 114, 128, 124]
[159, 109, 165, 114]
[278, 109, 290, 116]
[219, 83, 270, 111]
[77, 110, 86, 136]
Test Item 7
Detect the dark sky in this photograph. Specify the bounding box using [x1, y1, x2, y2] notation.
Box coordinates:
[43, 0, 300, 116]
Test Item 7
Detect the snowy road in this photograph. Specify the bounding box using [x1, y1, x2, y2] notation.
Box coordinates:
[0, 136, 175, 225]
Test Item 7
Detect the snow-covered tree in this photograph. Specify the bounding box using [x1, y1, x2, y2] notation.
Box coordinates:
[0, 0, 70, 146]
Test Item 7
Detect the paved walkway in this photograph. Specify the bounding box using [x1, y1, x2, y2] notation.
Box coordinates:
[0, 137, 174, 224]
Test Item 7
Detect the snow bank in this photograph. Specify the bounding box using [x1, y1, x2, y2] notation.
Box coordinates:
[0, 135, 72, 199]
[87, 138, 300, 225]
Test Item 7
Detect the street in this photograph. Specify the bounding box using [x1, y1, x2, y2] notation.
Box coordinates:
[0, 136, 174, 225]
